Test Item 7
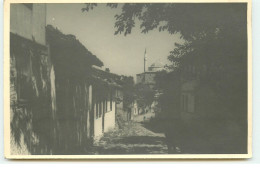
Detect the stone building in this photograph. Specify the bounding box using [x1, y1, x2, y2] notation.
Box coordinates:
[135, 62, 166, 115]
[136, 62, 165, 88]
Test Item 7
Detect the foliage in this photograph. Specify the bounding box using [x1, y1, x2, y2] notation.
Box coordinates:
[119, 76, 135, 110]
[83, 3, 246, 39]
[83, 3, 248, 153]
[10, 33, 53, 154]
[134, 83, 156, 110]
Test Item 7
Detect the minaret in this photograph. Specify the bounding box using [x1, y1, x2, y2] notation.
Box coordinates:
[143, 49, 147, 83]
[144, 48, 147, 72]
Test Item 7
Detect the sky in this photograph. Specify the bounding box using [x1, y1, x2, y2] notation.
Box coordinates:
[46, 3, 183, 78]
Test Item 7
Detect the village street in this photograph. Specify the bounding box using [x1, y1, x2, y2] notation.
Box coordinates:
[91, 114, 168, 154]
[9, 3, 248, 156]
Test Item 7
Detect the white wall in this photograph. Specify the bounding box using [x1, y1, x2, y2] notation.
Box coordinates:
[94, 101, 116, 137]
[10, 4, 46, 45]
[104, 102, 116, 132]
[94, 115, 103, 138]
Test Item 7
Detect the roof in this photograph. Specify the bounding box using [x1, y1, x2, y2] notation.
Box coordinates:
[150, 61, 164, 68]
[136, 71, 158, 76]
[91, 66, 122, 88]
[46, 25, 103, 69]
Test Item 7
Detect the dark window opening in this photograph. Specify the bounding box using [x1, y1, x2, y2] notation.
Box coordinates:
[110, 92, 113, 111]
[99, 101, 102, 118]
[105, 99, 107, 112]
[96, 102, 98, 119]
[185, 95, 188, 112]
[15, 51, 33, 103]
[23, 3, 33, 10]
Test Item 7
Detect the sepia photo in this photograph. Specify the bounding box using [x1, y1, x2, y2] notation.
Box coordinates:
[4, 0, 252, 159]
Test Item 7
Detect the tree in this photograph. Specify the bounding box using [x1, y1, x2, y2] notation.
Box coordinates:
[83, 2, 247, 113]
[134, 83, 156, 113]
[83, 3, 248, 153]
[119, 76, 135, 111]
[82, 3, 246, 40]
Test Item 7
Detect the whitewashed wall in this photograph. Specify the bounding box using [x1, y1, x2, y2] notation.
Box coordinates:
[104, 102, 116, 132]
[94, 101, 116, 138]
[94, 116, 103, 138]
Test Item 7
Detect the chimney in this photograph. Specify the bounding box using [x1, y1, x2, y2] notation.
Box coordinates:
[105, 68, 110, 72]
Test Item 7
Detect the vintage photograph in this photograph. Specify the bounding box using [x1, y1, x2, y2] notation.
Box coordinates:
[4, 1, 251, 159]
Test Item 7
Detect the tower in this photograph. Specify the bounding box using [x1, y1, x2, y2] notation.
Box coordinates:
[143, 49, 148, 83]
[144, 48, 147, 72]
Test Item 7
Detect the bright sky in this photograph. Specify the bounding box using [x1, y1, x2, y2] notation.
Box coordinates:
[46, 3, 183, 78]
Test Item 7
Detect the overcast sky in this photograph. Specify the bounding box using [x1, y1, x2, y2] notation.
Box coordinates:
[46, 3, 183, 78]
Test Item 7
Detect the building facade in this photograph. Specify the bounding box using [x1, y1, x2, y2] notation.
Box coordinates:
[10, 3, 46, 45]
[10, 5, 122, 154]
[136, 72, 157, 86]
[136, 62, 166, 87]
[10, 4, 55, 155]
[46, 25, 122, 153]
[135, 62, 165, 115]
[91, 67, 122, 138]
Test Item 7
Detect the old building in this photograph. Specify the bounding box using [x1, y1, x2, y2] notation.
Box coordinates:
[10, 4, 55, 154]
[136, 62, 165, 88]
[174, 48, 248, 153]
[46, 25, 123, 153]
[91, 66, 123, 138]
[10, 4, 124, 154]
[135, 62, 165, 115]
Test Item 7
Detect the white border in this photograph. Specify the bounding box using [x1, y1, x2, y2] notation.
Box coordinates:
[3, 0, 253, 160]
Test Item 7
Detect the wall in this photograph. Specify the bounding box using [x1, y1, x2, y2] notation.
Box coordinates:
[10, 4, 46, 45]
[93, 101, 103, 138]
[9, 3, 54, 155]
[94, 116, 103, 138]
[136, 72, 156, 85]
[94, 101, 116, 137]
[180, 80, 197, 122]
[136, 74, 143, 84]
[10, 34, 53, 155]
[148, 66, 164, 72]
[104, 102, 116, 132]
[53, 79, 92, 154]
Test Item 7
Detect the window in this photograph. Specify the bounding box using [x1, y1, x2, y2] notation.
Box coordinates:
[181, 93, 195, 113]
[181, 94, 187, 112]
[110, 92, 113, 111]
[96, 102, 98, 119]
[181, 94, 185, 111]
[185, 95, 188, 111]
[99, 101, 102, 118]
[189, 95, 195, 113]
[106, 93, 113, 112]
[107, 97, 110, 112]
[105, 100, 107, 112]
[15, 50, 34, 102]
[23, 3, 33, 10]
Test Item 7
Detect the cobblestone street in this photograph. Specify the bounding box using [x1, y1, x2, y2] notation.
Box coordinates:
[92, 119, 168, 154]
